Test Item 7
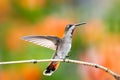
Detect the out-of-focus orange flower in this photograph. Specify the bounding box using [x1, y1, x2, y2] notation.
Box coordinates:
[79, 20, 120, 80]
[0, 0, 11, 22]
[79, 35, 120, 80]
[81, 19, 104, 43]
[0, 0, 10, 13]
[5, 16, 72, 51]
[20, 65, 41, 80]
[0, 65, 41, 80]
[99, 34, 120, 74]
[0, 69, 20, 80]
[16, 0, 45, 10]
[5, 25, 31, 51]
[36, 17, 72, 37]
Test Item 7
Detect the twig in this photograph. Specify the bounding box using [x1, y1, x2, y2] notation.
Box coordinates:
[0, 59, 120, 80]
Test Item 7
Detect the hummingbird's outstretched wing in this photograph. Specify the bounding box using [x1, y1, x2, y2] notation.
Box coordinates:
[21, 36, 61, 50]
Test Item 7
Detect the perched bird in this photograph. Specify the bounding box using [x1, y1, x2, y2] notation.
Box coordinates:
[21, 22, 86, 76]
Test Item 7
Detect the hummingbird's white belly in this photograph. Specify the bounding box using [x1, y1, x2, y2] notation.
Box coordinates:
[57, 43, 71, 59]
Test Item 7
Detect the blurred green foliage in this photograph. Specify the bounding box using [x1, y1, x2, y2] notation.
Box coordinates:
[104, 1, 120, 33]
[11, 0, 60, 23]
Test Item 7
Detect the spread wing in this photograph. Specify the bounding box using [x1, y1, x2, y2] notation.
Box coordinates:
[21, 36, 61, 50]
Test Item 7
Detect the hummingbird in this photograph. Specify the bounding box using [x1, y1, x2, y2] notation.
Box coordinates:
[21, 22, 86, 76]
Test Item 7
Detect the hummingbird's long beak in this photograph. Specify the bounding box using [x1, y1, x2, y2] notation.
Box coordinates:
[74, 22, 86, 27]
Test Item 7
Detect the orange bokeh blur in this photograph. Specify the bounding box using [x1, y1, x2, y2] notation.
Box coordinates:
[0, 65, 41, 80]
[0, 0, 11, 22]
[0, 69, 19, 80]
[81, 19, 104, 43]
[5, 16, 72, 51]
[16, 0, 45, 10]
[20, 65, 41, 80]
[79, 20, 120, 80]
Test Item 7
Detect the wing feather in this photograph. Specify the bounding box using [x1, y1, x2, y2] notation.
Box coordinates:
[21, 36, 61, 50]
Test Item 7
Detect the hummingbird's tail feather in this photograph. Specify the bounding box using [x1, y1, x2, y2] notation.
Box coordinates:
[43, 61, 60, 76]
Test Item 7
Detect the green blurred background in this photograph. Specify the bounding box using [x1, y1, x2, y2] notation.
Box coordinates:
[0, 0, 120, 80]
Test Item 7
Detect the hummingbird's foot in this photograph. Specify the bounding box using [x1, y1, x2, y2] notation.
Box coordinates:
[63, 55, 71, 62]
[63, 58, 70, 63]
[32, 60, 37, 64]
[65, 54, 71, 58]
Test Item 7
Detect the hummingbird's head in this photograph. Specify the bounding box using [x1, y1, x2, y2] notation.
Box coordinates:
[64, 22, 86, 34]
[65, 24, 74, 33]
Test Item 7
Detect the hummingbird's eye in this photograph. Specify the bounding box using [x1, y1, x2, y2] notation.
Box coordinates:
[67, 24, 73, 29]
[68, 24, 73, 28]
[65, 24, 73, 32]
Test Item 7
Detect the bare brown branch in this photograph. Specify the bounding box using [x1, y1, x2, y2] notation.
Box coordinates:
[0, 59, 120, 80]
